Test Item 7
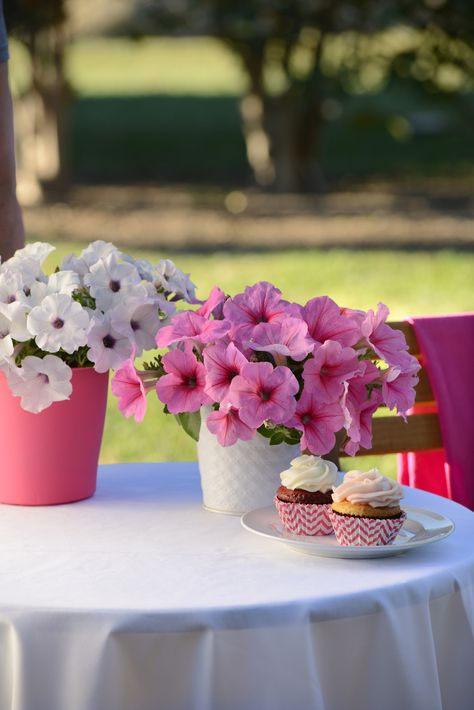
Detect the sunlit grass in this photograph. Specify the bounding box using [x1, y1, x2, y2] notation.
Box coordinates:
[70, 37, 247, 97]
[9, 37, 247, 97]
[44, 241, 474, 477]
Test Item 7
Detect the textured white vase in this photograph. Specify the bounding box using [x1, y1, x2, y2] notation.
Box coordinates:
[197, 408, 300, 515]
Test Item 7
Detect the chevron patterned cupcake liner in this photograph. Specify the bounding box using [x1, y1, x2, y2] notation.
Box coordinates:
[274, 497, 334, 536]
[329, 510, 407, 547]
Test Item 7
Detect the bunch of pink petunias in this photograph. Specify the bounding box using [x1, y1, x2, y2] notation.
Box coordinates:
[112, 282, 420, 456]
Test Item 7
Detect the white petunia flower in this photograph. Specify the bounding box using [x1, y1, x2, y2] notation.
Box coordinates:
[157, 293, 176, 317]
[60, 253, 88, 278]
[25, 281, 49, 308]
[12, 242, 55, 266]
[47, 270, 80, 295]
[0, 301, 31, 343]
[61, 240, 119, 278]
[156, 259, 196, 302]
[87, 315, 133, 373]
[21, 243, 55, 263]
[0, 354, 15, 375]
[3, 255, 47, 290]
[24, 270, 80, 308]
[111, 298, 163, 355]
[122, 255, 156, 282]
[2, 243, 54, 288]
[0, 270, 27, 306]
[81, 241, 119, 267]
[0, 310, 15, 359]
[84, 252, 141, 310]
[27, 293, 90, 354]
[7, 355, 72, 413]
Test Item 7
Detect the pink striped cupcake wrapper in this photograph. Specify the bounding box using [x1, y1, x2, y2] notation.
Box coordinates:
[329, 510, 407, 547]
[274, 497, 334, 536]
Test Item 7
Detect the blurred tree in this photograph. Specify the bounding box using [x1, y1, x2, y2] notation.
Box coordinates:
[139, 0, 474, 192]
[5, 0, 70, 200]
[5, 0, 474, 195]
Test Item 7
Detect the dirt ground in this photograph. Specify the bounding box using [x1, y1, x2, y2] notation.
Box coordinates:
[23, 179, 474, 252]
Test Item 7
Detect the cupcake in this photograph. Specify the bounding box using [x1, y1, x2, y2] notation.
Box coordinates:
[274, 454, 338, 536]
[330, 468, 406, 546]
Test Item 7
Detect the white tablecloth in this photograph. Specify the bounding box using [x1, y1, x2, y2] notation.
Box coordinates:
[0, 463, 473, 710]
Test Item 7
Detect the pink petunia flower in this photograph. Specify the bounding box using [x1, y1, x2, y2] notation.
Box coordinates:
[247, 317, 314, 363]
[229, 361, 299, 428]
[302, 340, 361, 403]
[196, 286, 227, 319]
[204, 341, 248, 402]
[342, 389, 383, 456]
[223, 282, 299, 344]
[286, 391, 345, 455]
[302, 296, 360, 347]
[341, 360, 382, 455]
[340, 307, 365, 325]
[360, 303, 411, 368]
[156, 348, 212, 413]
[206, 400, 255, 446]
[112, 358, 159, 422]
[381, 358, 420, 418]
[156, 311, 230, 349]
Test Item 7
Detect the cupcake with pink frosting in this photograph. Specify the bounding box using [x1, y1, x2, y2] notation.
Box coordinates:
[275, 454, 339, 536]
[329, 468, 405, 546]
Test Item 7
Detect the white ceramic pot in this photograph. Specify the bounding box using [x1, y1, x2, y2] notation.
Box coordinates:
[197, 407, 300, 515]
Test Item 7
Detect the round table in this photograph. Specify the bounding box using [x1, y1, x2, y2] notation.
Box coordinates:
[0, 463, 473, 710]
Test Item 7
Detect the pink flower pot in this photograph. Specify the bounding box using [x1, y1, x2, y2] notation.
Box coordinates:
[0, 368, 108, 506]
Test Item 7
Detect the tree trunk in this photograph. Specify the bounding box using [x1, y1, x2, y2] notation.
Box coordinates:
[235, 44, 276, 187]
[239, 90, 275, 187]
[15, 25, 71, 204]
[270, 84, 325, 193]
[232, 38, 326, 193]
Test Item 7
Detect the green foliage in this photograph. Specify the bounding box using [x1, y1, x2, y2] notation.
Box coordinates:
[14, 340, 92, 369]
[143, 354, 165, 374]
[138, 1, 474, 95]
[5, 0, 66, 40]
[71, 287, 96, 310]
[116, 2, 474, 189]
[258, 422, 302, 447]
[174, 411, 201, 442]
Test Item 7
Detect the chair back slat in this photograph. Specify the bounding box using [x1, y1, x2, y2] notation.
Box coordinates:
[415, 369, 435, 403]
[390, 321, 419, 355]
[349, 413, 443, 456]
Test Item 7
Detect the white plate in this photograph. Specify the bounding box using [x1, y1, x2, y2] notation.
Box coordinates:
[241, 505, 455, 559]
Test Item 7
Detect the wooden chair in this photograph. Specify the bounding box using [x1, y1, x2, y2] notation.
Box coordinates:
[339, 321, 443, 459]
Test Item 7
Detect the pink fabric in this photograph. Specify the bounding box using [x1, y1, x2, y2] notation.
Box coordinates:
[397, 313, 474, 510]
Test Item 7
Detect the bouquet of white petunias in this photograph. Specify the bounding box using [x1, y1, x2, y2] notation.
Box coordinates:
[0, 241, 196, 413]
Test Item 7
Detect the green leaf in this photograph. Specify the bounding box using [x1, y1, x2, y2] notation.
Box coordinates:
[269, 432, 284, 446]
[283, 435, 300, 446]
[257, 425, 274, 439]
[174, 410, 201, 442]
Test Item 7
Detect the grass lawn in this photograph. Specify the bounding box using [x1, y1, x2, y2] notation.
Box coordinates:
[45, 241, 474, 478]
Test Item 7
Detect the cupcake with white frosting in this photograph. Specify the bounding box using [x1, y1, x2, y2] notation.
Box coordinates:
[330, 468, 406, 546]
[275, 454, 339, 536]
